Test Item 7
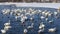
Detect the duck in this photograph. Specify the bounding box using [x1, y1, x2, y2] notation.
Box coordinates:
[48, 28, 56, 32]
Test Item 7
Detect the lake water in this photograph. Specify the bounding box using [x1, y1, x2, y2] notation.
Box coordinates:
[0, 5, 60, 34]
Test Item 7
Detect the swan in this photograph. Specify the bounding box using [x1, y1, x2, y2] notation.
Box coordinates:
[24, 29, 28, 34]
[27, 23, 34, 29]
[48, 20, 53, 24]
[25, 13, 30, 15]
[54, 12, 58, 16]
[4, 26, 12, 31]
[4, 20, 11, 30]
[40, 16, 45, 19]
[39, 23, 45, 29]
[15, 9, 21, 13]
[38, 27, 44, 34]
[57, 8, 60, 13]
[38, 28, 44, 33]
[15, 16, 21, 20]
[48, 28, 56, 32]
[27, 26, 33, 29]
[1, 29, 6, 34]
[4, 20, 10, 26]
[15, 16, 18, 20]
[45, 18, 48, 21]
[30, 17, 33, 21]
[16, 13, 20, 16]
[38, 10, 41, 13]
[2, 9, 10, 14]
[21, 15, 27, 23]
[44, 11, 50, 17]
[48, 13, 52, 16]
[42, 11, 45, 15]
[31, 11, 35, 15]
[4, 23, 10, 26]
[29, 8, 33, 12]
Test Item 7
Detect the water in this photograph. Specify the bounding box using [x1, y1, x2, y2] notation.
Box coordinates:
[0, 5, 60, 34]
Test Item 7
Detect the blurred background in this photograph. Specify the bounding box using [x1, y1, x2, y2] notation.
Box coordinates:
[0, 0, 60, 3]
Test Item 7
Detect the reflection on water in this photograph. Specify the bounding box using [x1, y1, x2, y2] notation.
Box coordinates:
[0, 5, 60, 34]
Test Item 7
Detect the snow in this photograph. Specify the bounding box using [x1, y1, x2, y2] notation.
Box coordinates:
[0, 3, 60, 9]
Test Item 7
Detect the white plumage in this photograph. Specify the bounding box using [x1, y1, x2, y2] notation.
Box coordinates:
[40, 16, 45, 19]
[24, 29, 28, 33]
[1, 29, 6, 34]
[4, 23, 10, 26]
[48, 28, 56, 32]
[39, 23, 45, 29]
[27, 23, 34, 29]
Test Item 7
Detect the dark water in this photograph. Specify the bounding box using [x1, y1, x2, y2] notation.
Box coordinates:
[0, 5, 60, 34]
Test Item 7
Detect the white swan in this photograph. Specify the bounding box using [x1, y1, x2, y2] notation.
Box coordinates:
[38, 28, 44, 33]
[4, 26, 12, 31]
[2, 9, 10, 14]
[27, 26, 33, 29]
[48, 28, 56, 32]
[44, 11, 50, 17]
[24, 29, 28, 34]
[54, 12, 58, 15]
[1, 29, 6, 34]
[4, 20, 10, 26]
[27, 23, 34, 29]
[39, 23, 45, 29]
[21, 15, 27, 23]
[48, 20, 53, 24]
[38, 10, 41, 13]
[40, 16, 45, 19]
[15, 9, 21, 13]
[42, 11, 45, 15]
[48, 13, 52, 16]
[38, 27, 44, 33]
[4, 20, 11, 31]
[29, 8, 33, 12]
[31, 11, 35, 15]
[45, 18, 48, 21]
[4, 23, 10, 26]
[30, 17, 33, 21]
